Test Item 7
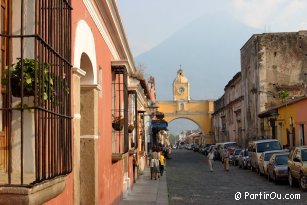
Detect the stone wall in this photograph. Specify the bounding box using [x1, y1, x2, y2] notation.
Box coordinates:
[241, 31, 307, 141]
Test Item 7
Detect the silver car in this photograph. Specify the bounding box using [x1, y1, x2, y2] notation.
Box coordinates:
[238, 149, 249, 169]
[258, 150, 285, 176]
[267, 152, 289, 184]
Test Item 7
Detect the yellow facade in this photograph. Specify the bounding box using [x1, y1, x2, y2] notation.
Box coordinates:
[157, 100, 214, 143]
[157, 69, 214, 144]
[276, 104, 297, 147]
[261, 98, 307, 147]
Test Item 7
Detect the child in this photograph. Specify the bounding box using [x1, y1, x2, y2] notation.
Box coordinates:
[159, 153, 166, 176]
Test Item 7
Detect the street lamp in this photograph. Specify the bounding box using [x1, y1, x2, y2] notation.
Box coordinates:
[146, 101, 159, 148]
[146, 102, 159, 118]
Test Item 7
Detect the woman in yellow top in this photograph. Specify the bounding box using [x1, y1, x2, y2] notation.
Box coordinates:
[159, 154, 166, 176]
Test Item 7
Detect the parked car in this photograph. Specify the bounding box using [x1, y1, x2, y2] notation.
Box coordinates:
[248, 139, 282, 171]
[185, 144, 192, 150]
[267, 152, 289, 184]
[288, 146, 307, 191]
[216, 142, 239, 160]
[193, 144, 200, 152]
[203, 144, 215, 155]
[238, 149, 249, 169]
[230, 149, 242, 166]
[258, 150, 285, 176]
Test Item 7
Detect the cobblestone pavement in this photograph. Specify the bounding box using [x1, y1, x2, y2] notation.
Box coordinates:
[166, 149, 307, 205]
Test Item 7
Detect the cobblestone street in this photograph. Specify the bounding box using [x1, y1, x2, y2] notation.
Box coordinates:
[166, 149, 307, 205]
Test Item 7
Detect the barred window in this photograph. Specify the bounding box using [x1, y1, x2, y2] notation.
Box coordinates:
[0, 0, 72, 186]
[128, 90, 138, 149]
[111, 66, 128, 157]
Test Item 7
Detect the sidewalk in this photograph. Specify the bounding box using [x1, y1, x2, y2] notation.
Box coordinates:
[119, 166, 169, 205]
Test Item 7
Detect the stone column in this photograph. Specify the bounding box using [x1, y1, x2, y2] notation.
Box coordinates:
[72, 67, 86, 205]
[80, 84, 100, 205]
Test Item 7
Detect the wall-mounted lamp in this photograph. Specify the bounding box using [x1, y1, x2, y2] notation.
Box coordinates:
[146, 101, 159, 118]
[289, 116, 293, 126]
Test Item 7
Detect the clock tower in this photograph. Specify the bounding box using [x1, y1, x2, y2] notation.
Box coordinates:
[173, 69, 190, 101]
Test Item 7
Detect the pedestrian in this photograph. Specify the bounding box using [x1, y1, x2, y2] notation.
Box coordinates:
[223, 147, 230, 171]
[149, 148, 153, 180]
[159, 153, 166, 176]
[133, 154, 138, 183]
[207, 148, 214, 172]
[151, 147, 160, 180]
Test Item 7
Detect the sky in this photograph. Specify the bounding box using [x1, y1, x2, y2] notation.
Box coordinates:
[117, 0, 307, 56]
[116, 0, 307, 135]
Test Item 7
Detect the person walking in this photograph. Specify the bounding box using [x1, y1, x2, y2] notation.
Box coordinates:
[223, 147, 230, 171]
[151, 147, 160, 180]
[207, 148, 214, 172]
[159, 153, 166, 176]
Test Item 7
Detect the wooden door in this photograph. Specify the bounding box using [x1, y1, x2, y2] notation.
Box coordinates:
[0, 0, 9, 171]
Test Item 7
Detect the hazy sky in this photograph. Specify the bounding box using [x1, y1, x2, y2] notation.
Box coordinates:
[117, 0, 307, 56]
[116, 0, 307, 135]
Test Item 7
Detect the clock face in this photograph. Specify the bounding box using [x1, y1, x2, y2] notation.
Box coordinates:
[177, 86, 185, 94]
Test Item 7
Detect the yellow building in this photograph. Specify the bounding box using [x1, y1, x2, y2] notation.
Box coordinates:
[157, 69, 214, 144]
[259, 97, 307, 148]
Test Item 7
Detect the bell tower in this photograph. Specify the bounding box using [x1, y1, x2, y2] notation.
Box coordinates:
[173, 68, 190, 101]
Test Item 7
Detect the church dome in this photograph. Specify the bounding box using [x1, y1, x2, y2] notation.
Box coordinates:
[174, 69, 188, 83]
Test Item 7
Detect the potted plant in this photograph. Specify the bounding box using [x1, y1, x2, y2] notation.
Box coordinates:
[1, 58, 61, 101]
[128, 124, 134, 133]
[112, 115, 124, 131]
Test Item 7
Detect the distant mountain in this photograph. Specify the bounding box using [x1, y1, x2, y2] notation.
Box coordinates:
[135, 12, 261, 101]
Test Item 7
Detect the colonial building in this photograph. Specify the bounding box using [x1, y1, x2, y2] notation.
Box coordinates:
[212, 72, 245, 146]
[0, 0, 152, 204]
[212, 72, 244, 145]
[241, 31, 307, 142]
[213, 31, 307, 147]
[258, 97, 307, 148]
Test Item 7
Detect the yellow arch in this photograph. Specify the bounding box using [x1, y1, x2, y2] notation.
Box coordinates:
[157, 100, 214, 144]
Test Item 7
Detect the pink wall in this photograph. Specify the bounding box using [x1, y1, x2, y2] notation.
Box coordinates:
[47, 1, 127, 204]
[296, 98, 307, 145]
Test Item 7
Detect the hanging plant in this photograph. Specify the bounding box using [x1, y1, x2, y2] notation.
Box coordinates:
[128, 124, 134, 133]
[112, 115, 124, 131]
[1, 58, 68, 102]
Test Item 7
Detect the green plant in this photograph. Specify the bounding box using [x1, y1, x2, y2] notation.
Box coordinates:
[2, 58, 68, 102]
[279, 90, 289, 100]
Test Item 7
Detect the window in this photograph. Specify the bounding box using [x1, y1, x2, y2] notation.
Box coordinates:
[111, 66, 128, 155]
[128, 90, 138, 149]
[0, 0, 72, 186]
[256, 141, 281, 153]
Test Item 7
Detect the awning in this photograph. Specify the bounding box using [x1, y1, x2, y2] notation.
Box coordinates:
[152, 120, 168, 130]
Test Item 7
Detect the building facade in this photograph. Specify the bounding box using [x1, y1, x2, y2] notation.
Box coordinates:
[212, 72, 244, 145]
[212, 31, 307, 147]
[241, 31, 307, 142]
[0, 0, 152, 204]
[258, 97, 307, 148]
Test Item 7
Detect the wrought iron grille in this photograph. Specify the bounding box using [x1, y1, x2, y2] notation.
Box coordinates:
[112, 66, 128, 154]
[0, 0, 72, 186]
[128, 90, 138, 149]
